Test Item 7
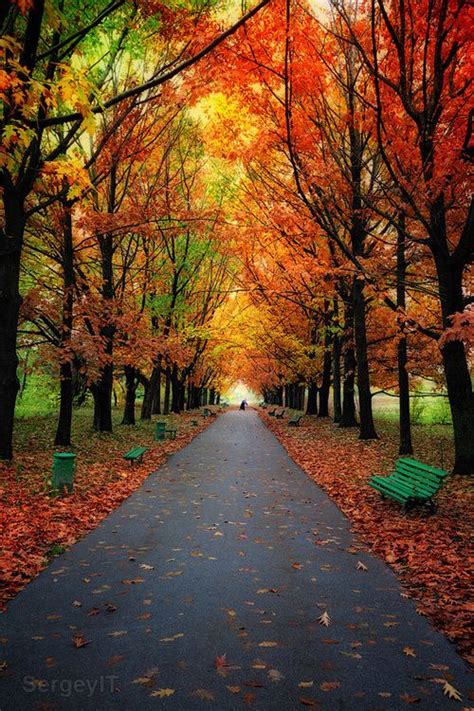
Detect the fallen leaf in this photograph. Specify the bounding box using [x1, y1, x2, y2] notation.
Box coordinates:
[258, 641, 278, 647]
[356, 561, 368, 571]
[214, 654, 229, 669]
[440, 681, 463, 701]
[400, 693, 421, 704]
[72, 634, 90, 648]
[226, 686, 241, 694]
[299, 697, 317, 707]
[192, 689, 215, 701]
[318, 611, 331, 627]
[150, 688, 175, 698]
[403, 646, 416, 657]
[320, 681, 340, 691]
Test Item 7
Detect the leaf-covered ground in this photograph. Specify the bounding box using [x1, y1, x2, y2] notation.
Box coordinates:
[260, 411, 473, 665]
[0, 409, 213, 610]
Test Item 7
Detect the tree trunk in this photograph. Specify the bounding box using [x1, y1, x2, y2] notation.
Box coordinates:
[163, 367, 171, 415]
[434, 255, 474, 474]
[318, 344, 331, 418]
[152, 368, 161, 415]
[0, 189, 25, 459]
[92, 354, 113, 432]
[141, 365, 160, 420]
[332, 333, 342, 424]
[396, 215, 413, 455]
[209, 388, 215, 405]
[332, 298, 342, 424]
[170, 364, 180, 414]
[340, 300, 357, 427]
[307, 381, 318, 415]
[121, 366, 137, 425]
[55, 203, 75, 446]
[352, 276, 377, 439]
[55, 361, 74, 445]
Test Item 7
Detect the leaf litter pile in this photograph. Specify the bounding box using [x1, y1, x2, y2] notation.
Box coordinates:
[262, 412, 473, 665]
[0, 412, 212, 609]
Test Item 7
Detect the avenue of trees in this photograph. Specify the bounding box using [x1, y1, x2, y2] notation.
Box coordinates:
[1, 0, 472, 472]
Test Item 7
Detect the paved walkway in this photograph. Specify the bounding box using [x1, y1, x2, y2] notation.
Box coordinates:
[0, 411, 471, 710]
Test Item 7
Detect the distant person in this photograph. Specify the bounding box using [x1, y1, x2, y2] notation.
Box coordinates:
[239, 400, 246, 411]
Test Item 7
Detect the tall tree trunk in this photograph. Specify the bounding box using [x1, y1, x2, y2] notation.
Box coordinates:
[209, 387, 215, 405]
[170, 363, 180, 414]
[55, 203, 75, 446]
[152, 368, 161, 415]
[352, 276, 377, 439]
[163, 367, 171, 415]
[332, 298, 342, 424]
[141, 365, 160, 420]
[396, 215, 413, 455]
[318, 342, 332, 417]
[434, 255, 474, 474]
[307, 382, 318, 415]
[121, 365, 137, 425]
[55, 361, 74, 446]
[340, 300, 357, 427]
[332, 334, 342, 424]
[92, 353, 113, 432]
[0, 189, 25, 459]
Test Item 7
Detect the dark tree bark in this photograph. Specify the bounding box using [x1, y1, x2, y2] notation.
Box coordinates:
[396, 215, 413, 455]
[55, 202, 75, 446]
[340, 299, 357, 427]
[121, 365, 138, 425]
[170, 363, 180, 414]
[318, 338, 332, 417]
[332, 335, 342, 424]
[434, 254, 474, 474]
[141, 365, 160, 420]
[152, 368, 161, 415]
[352, 276, 377, 439]
[209, 388, 215, 405]
[163, 367, 171, 415]
[307, 382, 318, 415]
[0, 189, 24, 459]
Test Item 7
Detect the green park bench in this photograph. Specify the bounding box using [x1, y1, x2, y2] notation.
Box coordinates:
[288, 413, 303, 426]
[203, 407, 217, 417]
[155, 422, 177, 440]
[275, 408, 286, 419]
[368, 457, 449, 512]
[123, 446, 148, 464]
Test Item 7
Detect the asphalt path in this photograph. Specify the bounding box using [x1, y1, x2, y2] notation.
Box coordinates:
[0, 410, 471, 710]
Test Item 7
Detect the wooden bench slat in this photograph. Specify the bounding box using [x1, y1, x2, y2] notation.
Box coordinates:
[369, 456, 447, 510]
[398, 458, 448, 478]
[393, 470, 439, 495]
[124, 446, 148, 462]
[395, 463, 443, 488]
[372, 472, 434, 498]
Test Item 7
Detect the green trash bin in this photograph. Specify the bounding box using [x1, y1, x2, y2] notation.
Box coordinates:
[155, 421, 166, 440]
[52, 452, 76, 493]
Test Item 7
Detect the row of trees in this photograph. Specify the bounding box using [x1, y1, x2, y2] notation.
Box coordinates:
[205, 0, 472, 473]
[2, 0, 472, 473]
[1, 0, 268, 455]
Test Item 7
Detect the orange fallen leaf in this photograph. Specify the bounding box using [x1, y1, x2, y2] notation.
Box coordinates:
[72, 634, 90, 648]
